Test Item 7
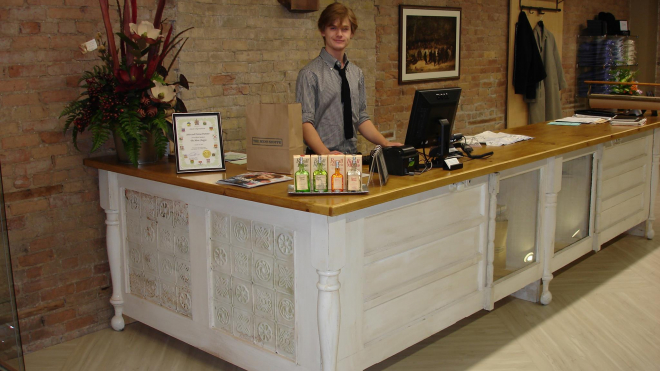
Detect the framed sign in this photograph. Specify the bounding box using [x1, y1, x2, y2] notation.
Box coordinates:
[399, 5, 461, 84]
[172, 112, 225, 173]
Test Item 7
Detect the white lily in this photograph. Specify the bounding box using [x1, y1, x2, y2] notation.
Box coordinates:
[150, 83, 176, 103]
[129, 21, 161, 42]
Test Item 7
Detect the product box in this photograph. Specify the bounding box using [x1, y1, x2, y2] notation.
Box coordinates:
[292, 155, 311, 176]
[328, 154, 346, 191]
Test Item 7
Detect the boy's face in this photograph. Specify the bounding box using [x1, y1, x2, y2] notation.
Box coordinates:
[321, 17, 353, 55]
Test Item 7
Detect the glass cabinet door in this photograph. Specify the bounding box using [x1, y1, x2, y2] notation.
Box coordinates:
[555, 156, 593, 252]
[493, 170, 541, 281]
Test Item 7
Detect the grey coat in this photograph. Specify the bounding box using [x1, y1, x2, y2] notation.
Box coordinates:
[528, 23, 567, 124]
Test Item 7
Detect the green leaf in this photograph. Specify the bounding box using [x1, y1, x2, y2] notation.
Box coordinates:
[115, 32, 140, 50]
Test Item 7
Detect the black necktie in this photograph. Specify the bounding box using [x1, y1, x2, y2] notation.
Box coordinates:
[334, 62, 353, 140]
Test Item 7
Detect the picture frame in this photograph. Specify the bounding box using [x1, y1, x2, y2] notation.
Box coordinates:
[399, 5, 462, 84]
[172, 112, 226, 174]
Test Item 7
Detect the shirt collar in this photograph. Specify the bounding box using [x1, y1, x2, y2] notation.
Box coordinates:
[320, 48, 349, 69]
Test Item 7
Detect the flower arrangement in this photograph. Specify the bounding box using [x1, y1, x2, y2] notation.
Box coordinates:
[610, 68, 643, 96]
[61, 0, 191, 166]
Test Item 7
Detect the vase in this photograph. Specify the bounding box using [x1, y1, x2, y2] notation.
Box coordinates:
[113, 131, 161, 165]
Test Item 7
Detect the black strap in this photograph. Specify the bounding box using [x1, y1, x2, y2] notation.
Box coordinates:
[334, 62, 353, 140]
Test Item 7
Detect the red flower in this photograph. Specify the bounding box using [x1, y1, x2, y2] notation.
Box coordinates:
[115, 64, 151, 92]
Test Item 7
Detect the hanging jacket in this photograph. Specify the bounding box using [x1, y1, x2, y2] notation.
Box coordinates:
[529, 22, 567, 124]
[513, 11, 546, 100]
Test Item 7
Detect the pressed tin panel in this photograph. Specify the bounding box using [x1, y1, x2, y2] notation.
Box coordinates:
[124, 189, 192, 318]
[209, 211, 296, 361]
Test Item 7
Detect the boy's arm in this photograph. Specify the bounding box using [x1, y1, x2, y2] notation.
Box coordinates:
[303, 123, 343, 155]
[357, 120, 403, 147]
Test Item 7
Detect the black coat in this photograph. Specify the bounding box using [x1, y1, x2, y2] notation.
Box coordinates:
[513, 11, 546, 100]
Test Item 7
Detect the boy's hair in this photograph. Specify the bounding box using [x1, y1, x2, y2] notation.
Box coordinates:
[317, 3, 358, 35]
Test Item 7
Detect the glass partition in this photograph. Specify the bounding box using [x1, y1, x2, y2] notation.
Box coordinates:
[1, 164, 25, 371]
[493, 170, 540, 281]
[555, 156, 593, 252]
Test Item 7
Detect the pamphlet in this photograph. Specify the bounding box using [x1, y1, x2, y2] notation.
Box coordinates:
[216, 172, 292, 188]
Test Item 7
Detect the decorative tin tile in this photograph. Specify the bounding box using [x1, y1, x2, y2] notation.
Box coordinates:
[211, 241, 231, 274]
[158, 253, 176, 283]
[274, 260, 294, 296]
[214, 300, 232, 333]
[232, 277, 253, 312]
[276, 324, 295, 359]
[207, 212, 295, 360]
[233, 307, 253, 342]
[254, 317, 276, 351]
[177, 285, 192, 318]
[125, 189, 191, 319]
[253, 253, 274, 289]
[276, 292, 295, 327]
[213, 271, 232, 304]
[210, 212, 230, 243]
[253, 286, 275, 321]
[275, 227, 294, 262]
[252, 222, 274, 254]
[143, 249, 159, 275]
[231, 247, 252, 281]
[230, 217, 251, 248]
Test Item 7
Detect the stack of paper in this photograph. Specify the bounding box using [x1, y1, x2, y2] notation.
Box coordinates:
[611, 116, 647, 126]
[554, 116, 610, 124]
[467, 131, 533, 147]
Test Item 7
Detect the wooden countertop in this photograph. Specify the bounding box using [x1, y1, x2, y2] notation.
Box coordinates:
[84, 117, 660, 216]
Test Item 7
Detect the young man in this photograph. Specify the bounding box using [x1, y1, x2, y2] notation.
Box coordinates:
[295, 3, 402, 155]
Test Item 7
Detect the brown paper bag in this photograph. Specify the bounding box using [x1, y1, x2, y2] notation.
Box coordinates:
[246, 103, 304, 174]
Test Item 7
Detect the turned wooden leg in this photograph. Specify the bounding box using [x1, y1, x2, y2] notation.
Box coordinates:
[647, 143, 660, 239]
[317, 270, 341, 371]
[106, 208, 125, 331]
[540, 273, 553, 305]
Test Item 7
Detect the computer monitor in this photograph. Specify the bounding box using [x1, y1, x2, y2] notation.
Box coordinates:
[404, 87, 461, 159]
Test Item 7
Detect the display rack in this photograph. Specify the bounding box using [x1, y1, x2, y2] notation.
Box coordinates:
[576, 35, 638, 98]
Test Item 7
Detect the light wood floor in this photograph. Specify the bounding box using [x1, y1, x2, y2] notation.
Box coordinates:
[16, 221, 660, 370]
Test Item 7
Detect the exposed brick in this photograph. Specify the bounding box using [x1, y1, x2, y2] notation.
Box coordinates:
[29, 235, 64, 252]
[1, 133, 41, 149]
[0, 149, 30, 164]
[8, 198, 50, 216]
[210, 74, 236, 85]
[39, 131, 67, 144]
[64, 315, 95, 332]
[4, 185, 64, 203]
[22, 277, 58, 294]
[7, 64, 48, 78]
[13, 177, 31, 189]
[39, 89, 78, 103]
[43, 309, 76, 326]
[1, 93, 40, 106]
[40, 282, 75, 302]
[60, 256, 79, 270]
[31, 143, 69, 159]
[17, 249, 55, 267]
[6, 215, 26, 230]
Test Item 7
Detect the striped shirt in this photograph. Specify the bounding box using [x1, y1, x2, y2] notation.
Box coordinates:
[295, 48, 370, 154]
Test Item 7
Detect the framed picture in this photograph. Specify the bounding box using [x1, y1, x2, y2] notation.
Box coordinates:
[399, 6, 461, 84]
[172, 112, 225, 173]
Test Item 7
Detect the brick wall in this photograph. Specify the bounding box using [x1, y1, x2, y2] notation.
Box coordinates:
[0, 0, 174, 353]
[374, 0, 509, 142]
[561, 1, 631, 116]
[0, 0, 644, 355]
[176, 0, 377, 153]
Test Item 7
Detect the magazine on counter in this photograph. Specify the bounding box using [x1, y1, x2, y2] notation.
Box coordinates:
[216, 172, 292, 188]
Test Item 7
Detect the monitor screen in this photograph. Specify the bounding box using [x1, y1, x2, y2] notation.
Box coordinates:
[404, 87, 461, 155]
